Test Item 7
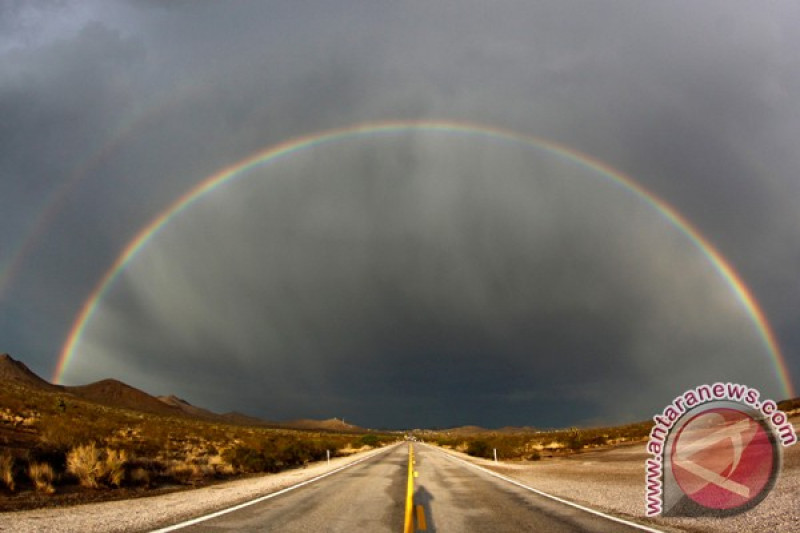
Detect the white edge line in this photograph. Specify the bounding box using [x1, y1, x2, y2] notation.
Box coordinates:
[149, 443, 402, 532]
[426, 444, 664, 533]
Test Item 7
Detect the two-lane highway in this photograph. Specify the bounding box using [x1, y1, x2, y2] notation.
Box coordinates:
[159, 443, 661, 532]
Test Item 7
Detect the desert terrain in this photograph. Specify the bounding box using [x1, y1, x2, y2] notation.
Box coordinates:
[1, 352, 798, 532]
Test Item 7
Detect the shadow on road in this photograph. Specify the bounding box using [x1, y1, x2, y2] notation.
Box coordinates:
[414, 485, 437, 532]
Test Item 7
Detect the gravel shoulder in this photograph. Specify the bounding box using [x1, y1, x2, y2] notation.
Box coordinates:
[433, 416, 800, 533]
[0, 444, 398, 533]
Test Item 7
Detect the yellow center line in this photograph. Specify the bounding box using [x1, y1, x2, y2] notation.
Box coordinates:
[404, 443, 415, 533]
[415, 504, 427, 531]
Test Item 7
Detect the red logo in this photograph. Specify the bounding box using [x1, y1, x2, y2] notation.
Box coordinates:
[670, 408, 776, 511]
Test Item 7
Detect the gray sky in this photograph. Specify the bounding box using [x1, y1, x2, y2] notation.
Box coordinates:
[1, 1, 799, 429]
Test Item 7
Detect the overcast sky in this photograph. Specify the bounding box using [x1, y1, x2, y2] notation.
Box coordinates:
[2, 1, 799, 429]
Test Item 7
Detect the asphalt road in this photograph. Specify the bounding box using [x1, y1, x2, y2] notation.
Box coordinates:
[167, 443, 659, 532]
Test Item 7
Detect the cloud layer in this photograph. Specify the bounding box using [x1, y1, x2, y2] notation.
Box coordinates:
[2, 1, 798, 427]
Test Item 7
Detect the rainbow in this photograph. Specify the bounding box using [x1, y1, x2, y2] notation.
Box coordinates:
[53, 120, 796, 398]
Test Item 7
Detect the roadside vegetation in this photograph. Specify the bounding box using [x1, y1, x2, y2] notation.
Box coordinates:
[422, 421, 654, 460]
[0, 381, 395, 510]
[420, 396, 800, 461]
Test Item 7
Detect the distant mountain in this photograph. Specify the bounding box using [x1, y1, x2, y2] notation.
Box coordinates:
[0, 353, 367, 432]
[496, 426, 539, 434]
[68, 379, 183, 417]
[157, 394, 223, 421]
[0, 353, 60, 391]
[424, 424, 540, 435]
[436, 425, 488, 434]
[221, 411, 276, 427]
[282, 417, 364, 432]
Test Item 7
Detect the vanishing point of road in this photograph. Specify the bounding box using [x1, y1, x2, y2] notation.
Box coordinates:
[155, 443, 661, 533]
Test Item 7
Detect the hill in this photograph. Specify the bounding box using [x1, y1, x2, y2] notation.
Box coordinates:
[0, 353, 366, 432]
[282, 417, 365, 432]
[221, 411, 276, 427]
[0, 353, 60, 391]
[437, 425, 488, 434]
[67, 379, 184, 417]
[157, 394, 225, 421]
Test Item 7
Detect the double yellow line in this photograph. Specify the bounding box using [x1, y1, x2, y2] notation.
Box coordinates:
[404, 443, 426, 532]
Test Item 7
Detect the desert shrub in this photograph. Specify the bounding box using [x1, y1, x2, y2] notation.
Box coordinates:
[0, 452, 15, 491]
[278, 441, 304, 466]
[66, 444, 131, 488]
[104, 448, 128, 487]
[129, 467, 150, 487]
[527, 450, 541, 461]
[466, 440, 493, 459]
[207, 453, 236, 476]
[584, 435, 608, 447]
[359, 434, 379, 447]
[222, 445, 276, 474]
[67, 443, 102, 488]
[28, 462, 55, 494]
[566, 429, 584, 451]
[125, 456, 161, 486]
[490, 439, 519, 460]
[166, 463, 196, 485]
[26, 447, 67, 485]
[278, 439, 322, 466]
[431, 436, 461, 448]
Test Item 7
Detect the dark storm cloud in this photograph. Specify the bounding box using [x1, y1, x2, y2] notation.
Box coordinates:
[68, 136, 770, 427]
[0, 21, 143, 218]
[2, 1, 799, 427]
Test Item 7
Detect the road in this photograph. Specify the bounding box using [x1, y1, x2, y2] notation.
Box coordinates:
[162, 443, 659, 532]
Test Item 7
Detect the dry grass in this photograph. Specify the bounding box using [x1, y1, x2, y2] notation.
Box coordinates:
[66, 444, 131, 488]
[104, 449, 128, 487]
[28, 462, 55, 494]
[0, 453, 15, 492]
[66, 443, 102, 488]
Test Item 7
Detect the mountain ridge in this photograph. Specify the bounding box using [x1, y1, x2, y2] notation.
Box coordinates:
[0, 353, 365, 432]
[0, 353, 61, 391]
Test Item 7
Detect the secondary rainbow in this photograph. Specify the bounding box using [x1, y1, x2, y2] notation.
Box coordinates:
[0, 80, 208, 303]
[53, 120, 796, 398]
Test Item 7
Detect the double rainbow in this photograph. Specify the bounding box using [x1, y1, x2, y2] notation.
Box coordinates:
[53, 120, 795, 398]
